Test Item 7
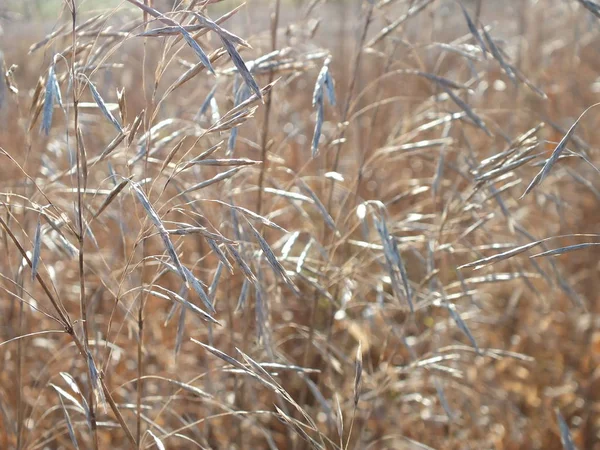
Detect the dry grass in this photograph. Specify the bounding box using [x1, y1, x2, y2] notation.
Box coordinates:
[0, 0, 599, 449]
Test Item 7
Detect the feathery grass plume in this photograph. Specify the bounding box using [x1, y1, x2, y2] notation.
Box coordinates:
[82, 76, 123, 133]
[412, 70, 472, 91]
[511, 63, 548, 98]
[475, 152, 538, 183]
[226, 81, 250, 154]
[191, 12, 251, 48]
[481, 27, 517, 85]
[222, 79, 278, 120]
[457, 1, 487, 57]
[129, 179, 189, 285]
[116, 87, 126, 123]
[126, 0, 215, 74]
[373, 213, 414, 312]
[209, 262, 224, 305]
[31, 212, 42, 282]
[442, 86, 492, 137]
[206, 238, 234, 272]
[52, 75, 64, 117]
[92, 178, 130, 219]
[127, 110, 145, 147]
[179, 166, 244, 194]
[220, 36, 262, 101]
[311, 99, 324, 157]
[182, 265, 216, 315]
[227, 242, 257, 284]
[41, 63, 57, 135]
[311, 56, 335, 156]
[391, 234, 413, 310]
[244, 216, 300, 296]
[164, 49, 225, 98]
[522, 103, 600, 198]
[28, 23, 69, 54]
[295, 177, 336, 232]
[95, 131, 127, 164]
[129, 179, 164, 230]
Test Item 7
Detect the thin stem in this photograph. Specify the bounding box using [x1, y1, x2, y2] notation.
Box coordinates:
[16, 298, 23, 450]
[70, 1, 98, 448]
[138, 1, 152, 446]
[330, 1, 374, 177]
[256, 0, 281, 216]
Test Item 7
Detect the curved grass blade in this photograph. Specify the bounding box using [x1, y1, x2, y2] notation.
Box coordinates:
[147, 431, 165, 450]
[31, 213, 42, 281]
[522, 103, 600, 198]
[145, 287, 218, 324]
[530, 242, 600, 259]
[244, 217, 300, 296]
[58, 393, 80, 449]
[126, 0, 215, 74]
